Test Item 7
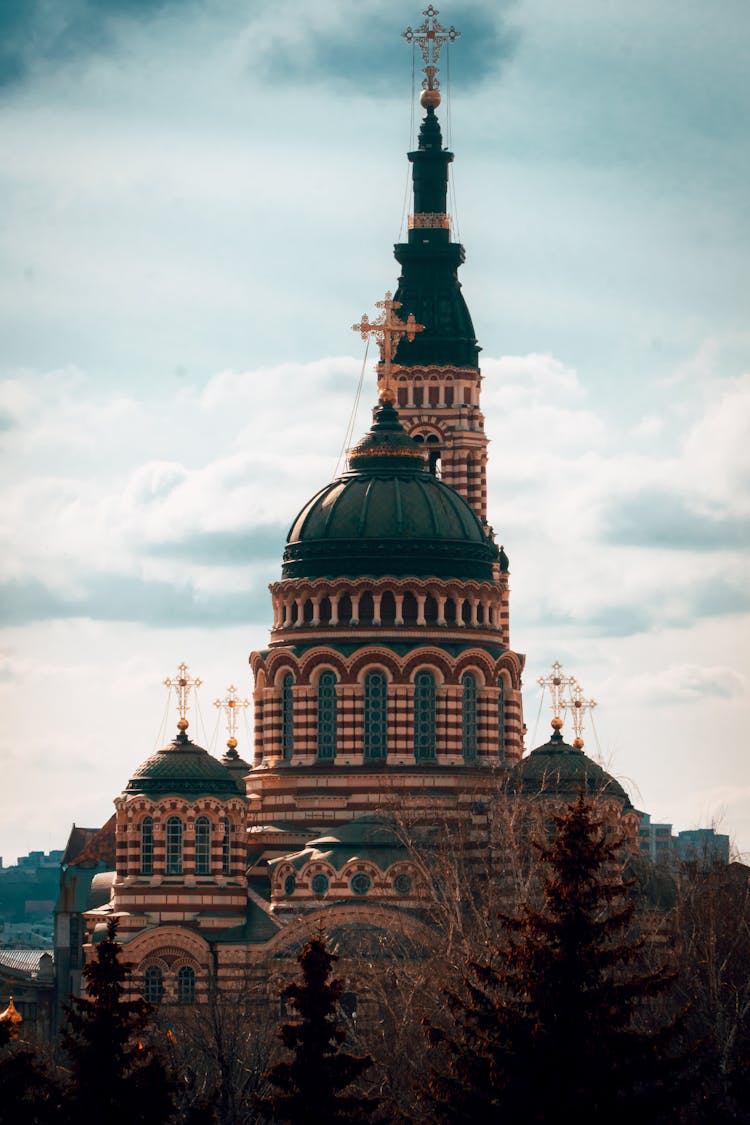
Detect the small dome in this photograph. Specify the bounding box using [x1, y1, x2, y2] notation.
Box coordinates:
[220, 744, 251, 795]
[125, 730, 239, 799]
[508, 727, 633, 810]
[282, 399, 498, 581]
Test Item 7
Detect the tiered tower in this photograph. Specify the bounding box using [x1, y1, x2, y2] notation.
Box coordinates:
[247, 9, 525, 921]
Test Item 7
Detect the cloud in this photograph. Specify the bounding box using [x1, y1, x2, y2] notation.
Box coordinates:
[604, 490, 750, 551]
[625, 663, 747, 707]
[0, 573, 271, 628]
[145, 524, 287, 567]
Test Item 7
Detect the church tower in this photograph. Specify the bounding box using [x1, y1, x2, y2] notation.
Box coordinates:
[389, 8, 488, 522]
[247, 8, 525, 921]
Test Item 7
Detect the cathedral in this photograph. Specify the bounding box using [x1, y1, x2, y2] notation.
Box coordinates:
[56, 8, 638, 1016]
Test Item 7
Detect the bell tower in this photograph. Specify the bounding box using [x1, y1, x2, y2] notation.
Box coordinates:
[382, 7, 488, 521]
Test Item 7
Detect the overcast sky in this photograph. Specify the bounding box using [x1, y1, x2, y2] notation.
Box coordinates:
[1, 0, 748, 864]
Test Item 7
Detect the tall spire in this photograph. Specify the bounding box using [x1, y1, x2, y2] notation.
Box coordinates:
[394, 7, 478, 370]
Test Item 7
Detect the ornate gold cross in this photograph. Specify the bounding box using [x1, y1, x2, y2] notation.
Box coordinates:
[561, 681, 597, 748]
[537, 660, 578, 722]
[403, 5, 459, 95]
[164, 662, 202, 730]
[214, 684, 250, 750]
[352, 292, 425, 401]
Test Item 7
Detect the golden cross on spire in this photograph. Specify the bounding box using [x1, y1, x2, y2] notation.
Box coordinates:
[537, 661, 579, 723]
[352, 292, 425, 401]
[403, 5, 459, 99]
[214, 684, 250, 751]
[561, 681, 597, 748]
[164, 662, 202, 731]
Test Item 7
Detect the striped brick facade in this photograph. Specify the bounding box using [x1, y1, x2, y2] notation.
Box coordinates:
[386, 365, 489, 522]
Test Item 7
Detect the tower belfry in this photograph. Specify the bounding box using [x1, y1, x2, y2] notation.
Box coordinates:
[390, 7, 488, 520]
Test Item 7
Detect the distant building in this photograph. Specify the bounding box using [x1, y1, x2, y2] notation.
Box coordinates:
[675, 828, 730, 865]
[638, 813, 730, 867]
[0, 949, 55, 1041]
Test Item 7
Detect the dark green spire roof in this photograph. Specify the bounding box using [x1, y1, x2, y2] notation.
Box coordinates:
[282, 399, 497, 581]
[392, 106, 479, 369]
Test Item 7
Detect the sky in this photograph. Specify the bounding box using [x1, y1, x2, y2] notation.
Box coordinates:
[1, 0, 748, 864]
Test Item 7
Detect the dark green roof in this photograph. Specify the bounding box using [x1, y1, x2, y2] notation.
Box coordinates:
[508, 729, 633, 810]
[282, 400, 498, 582]
[125, 730, 240, 800]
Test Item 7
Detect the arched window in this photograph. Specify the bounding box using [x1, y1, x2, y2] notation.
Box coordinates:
[317, 672, 338, 760]
[364, 671, 388, 760]
[282, 672, 294, 760]
[462, 673, 478, 762]
[498, 679, 506, 762]
[426, 434, 441, 477]
[414, 671, 436, 761]
[144, 965, 163, 1005]
[177, 965, 196, 1005]
[221, 816, 231, 876]
[140, 816, 153, 875]
[195, 816, 211, 875]
[165, 816, 183, 875]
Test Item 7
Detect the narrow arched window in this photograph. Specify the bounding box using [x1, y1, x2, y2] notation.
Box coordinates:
[498, 679, 506, 762]
[282, 673, 294, 760]
[195, 816, 211, 875]
[222, 816, 231, 876]
[165, 816, 183, 875]
[364, 671, 388, 760]
[177, 965, 195, 1005]
[462, 673, 478, 762]
[140, 816, 153, 875]
[144, 965, 163, 1005]
[414, 671, 436, 761]
[317, 671, 337, 760]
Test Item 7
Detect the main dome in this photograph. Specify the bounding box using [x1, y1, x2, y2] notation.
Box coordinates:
[281, 399, 498, 581]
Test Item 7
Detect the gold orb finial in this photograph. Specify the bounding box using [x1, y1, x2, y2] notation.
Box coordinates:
[227, 736, 238, 749]
[177, 717, 189, 731]
[551, 716, 563, 730]
[573, 737, 585, 749]
[420, 88, 441, 109]
[379, 385, 396, 404]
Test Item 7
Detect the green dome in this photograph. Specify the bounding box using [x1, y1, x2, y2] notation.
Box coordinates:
[282, 400, 498, 581]
[125, 729, 240, 799]
[508, 728, 633, 810]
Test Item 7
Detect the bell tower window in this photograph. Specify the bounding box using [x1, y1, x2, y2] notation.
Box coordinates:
[498, 679, 506, 762]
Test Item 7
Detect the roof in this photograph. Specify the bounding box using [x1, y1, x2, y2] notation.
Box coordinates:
[282, 400, 498, 582]
[268, 816, 418, 874]
[508, 728, 634, 810]
[0, 950, 53, 976]
[125, 730, 240, 799]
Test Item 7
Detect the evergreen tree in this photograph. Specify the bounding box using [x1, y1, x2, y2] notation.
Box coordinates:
[425, 795, 687, 1125]
[261, 934, 378, 1124]
[61, 917, 174, 1125]
[0, 1011, 62, 1125]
